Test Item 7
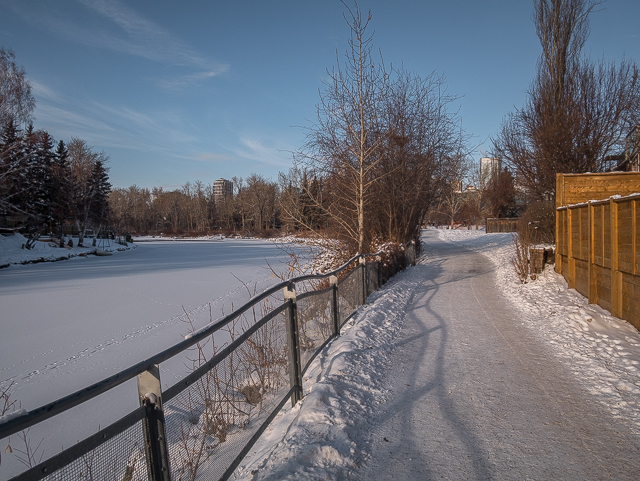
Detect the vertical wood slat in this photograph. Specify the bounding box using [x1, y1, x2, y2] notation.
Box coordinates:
[633, 199, 637, 276]
[568, 208, 575, 288]
[588, 202, 595, 303]
[611, 198, 621, 318]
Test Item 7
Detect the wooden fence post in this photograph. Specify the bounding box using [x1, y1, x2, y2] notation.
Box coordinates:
[588, 202, 596, 304]
[567, 208, 576, 289]
[359, 256, 366, 305]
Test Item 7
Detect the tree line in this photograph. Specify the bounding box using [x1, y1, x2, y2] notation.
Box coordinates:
[111, 3, 472, 248]
[109, 174, 280, 236]
[0, 47, 111, 238]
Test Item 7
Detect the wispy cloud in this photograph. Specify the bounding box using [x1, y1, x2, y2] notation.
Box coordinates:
[195, 152, 234, 163]
[29, 79, 63, 103]
[232, 136, 293, 167]
[30, 82, 193, 158]
[7, 0, 228, 87]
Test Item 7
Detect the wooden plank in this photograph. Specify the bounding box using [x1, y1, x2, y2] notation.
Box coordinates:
[581, 207, 589, 260]
[557, 172, 640, 207]
[568, 206, 575, 288]
[575, 259, 589, 297]
[611, 198, 621, 318]
[556, 173, 565, 209]
[634, 199, 638, 275]
[604, 204, 611, 268]
[589, 202, 595, 303]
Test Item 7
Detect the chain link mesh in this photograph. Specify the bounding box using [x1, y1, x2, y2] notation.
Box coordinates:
[297, 289, 333, 373]
[338, 268, 359, 326]
[2, 258, 403, 481]
[163, 308, 289, 481]
[37, 420, 147, 481]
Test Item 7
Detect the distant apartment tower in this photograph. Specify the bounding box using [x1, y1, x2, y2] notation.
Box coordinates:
[213, 178, 233, 203]
[480, 157, 501, 188]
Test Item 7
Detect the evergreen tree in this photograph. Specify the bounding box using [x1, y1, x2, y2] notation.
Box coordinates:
[89, 159, 111, 227]
[51, 139, 72, 226]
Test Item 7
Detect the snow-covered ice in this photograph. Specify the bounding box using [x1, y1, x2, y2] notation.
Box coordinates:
[0, 236, 300, 478]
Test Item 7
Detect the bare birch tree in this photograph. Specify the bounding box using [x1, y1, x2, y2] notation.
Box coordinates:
[297, 1, 388, 253]
[0, 47, 34, 127]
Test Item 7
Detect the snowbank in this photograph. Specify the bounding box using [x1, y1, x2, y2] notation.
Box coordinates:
[0, 233, 135, 268]
[234, 265, 422, 479]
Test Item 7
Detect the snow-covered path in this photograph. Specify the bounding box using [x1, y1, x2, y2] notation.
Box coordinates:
[236, 229, 640, 480]
[356, 230, 640, 480]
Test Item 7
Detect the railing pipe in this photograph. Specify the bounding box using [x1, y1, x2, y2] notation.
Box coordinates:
[0, 250, 378, 441]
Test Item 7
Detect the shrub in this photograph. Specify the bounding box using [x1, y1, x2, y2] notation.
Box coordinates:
[517, 201, 555, 245]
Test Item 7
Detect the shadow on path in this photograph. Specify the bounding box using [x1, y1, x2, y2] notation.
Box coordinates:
[355, 230, 640, 480]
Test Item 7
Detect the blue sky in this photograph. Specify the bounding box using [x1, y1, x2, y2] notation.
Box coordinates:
[1, 0, 638, 190]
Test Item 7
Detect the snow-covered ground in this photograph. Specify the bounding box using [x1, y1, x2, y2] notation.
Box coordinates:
[232, 227, 640, 479]
[3, 228, 640, 479]
[0, 233, 133, 268]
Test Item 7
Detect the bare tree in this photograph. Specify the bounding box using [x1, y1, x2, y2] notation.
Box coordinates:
[244, 174, 277, 232]
[493, 0, 640, 200]
[483, 168, 517, 218]
[370, 69, 464, 242]
[297, 1, 389, 253]
[0, 48, 35, 127]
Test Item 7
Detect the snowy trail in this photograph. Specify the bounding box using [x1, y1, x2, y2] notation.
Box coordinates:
[357, 230, 640, 480]
[236, 229, 640, 480]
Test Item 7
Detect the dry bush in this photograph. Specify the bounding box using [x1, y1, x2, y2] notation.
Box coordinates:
[517, 201, 555, 245]
[511, 233, 530, 283]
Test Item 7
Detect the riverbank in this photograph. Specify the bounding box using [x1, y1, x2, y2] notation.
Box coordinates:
[0, 233, 135, 268]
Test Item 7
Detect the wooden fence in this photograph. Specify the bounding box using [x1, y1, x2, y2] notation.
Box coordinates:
[556, 194, 640, 329]
[486, 217, 519, 233]
[556, 171, 640, 208]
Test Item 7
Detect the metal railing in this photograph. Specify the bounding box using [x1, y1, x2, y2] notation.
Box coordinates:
[0, 241, 417, 481]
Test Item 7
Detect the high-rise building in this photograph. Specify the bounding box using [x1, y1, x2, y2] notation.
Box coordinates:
[480, 157, 501, 188]
[213, 178, 233, 203]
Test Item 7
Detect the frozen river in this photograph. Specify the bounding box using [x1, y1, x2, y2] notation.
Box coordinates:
[0, 238, 293, 412]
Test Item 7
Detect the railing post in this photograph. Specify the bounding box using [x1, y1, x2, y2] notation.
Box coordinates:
[376, 255, 382, 289]
[359, 256, 366, 305]
[330, 275, 340, 336]
[283, 284, 303, 406]
[137, 365, 171, 481]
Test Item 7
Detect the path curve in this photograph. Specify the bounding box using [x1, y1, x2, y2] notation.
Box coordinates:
[356, 230, 640, 480]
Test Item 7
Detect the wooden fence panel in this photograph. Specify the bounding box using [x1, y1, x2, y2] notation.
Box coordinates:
[622, 273, 640, 322]
[486, 218, 519, 233]
[556, 185, 640, 330]
[593, 264, 612, 311]
[556, 172, 640, 208]
[619, 201, 634, 273]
